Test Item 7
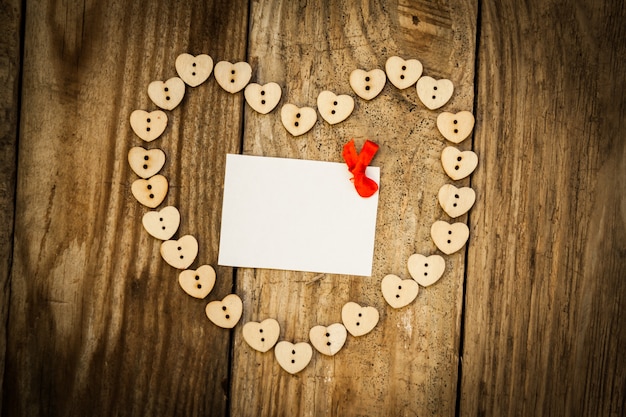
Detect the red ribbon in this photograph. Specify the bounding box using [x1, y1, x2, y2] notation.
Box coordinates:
[342, 139, 379, 198]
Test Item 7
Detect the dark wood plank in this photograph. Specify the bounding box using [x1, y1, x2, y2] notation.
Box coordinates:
[4, 1, 248, 415]
[231, 1, 476, 416]
[461, 0, 626, 415]
[0, 0, 22, 411]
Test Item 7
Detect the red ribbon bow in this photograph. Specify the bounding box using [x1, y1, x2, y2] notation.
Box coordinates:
[342, 139, 379, 198]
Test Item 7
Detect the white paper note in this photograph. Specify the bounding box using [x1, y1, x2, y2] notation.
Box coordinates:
[218, 154, 380, 276]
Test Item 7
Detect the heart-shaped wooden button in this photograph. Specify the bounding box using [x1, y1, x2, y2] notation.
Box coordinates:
[381, 274, 419, 309]
[431, 220, 470, 255]
[274, 341, 313, 374]
[441, 146, 478, 180]
[437, 111, 475, 143]
[349, 69, 386, 100]
[175, 53, 213, 87]
[385, 56, 423, 90]
[416, 76, 454, 110]
[130, 110, 168, 142]
[244, 82, 282, 114]
[214, 61, 252, 93]
[128, 147, 166, 179]
[205, 294, 243, 328]
[131, 175, 168, 208]
[242, 318, 281, 353]
[316, 91, 354, 125]
[341, 302, 379, 337]
[280, 104, 317, 136]
[179, 265, 216, 299]
[147, 77, 185, 110]
[160, 235, 198, 269]
[407, 254, 446, 287]
[438, 184, 476, 218]
[309, 323, 347, 356]
[142, 205, 180, 240]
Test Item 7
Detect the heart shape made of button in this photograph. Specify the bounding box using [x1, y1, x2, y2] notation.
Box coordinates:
[214, 61, 252, 93]
[385, 56, 423, 90]
[178, 264, 216, 299]
[381, 274, 419, 309]
[274, 341, 313, 374]
[131, 175, 168, 208]
[205, 294, 243, 328]
[341, 302, 379, 337]
[441, 146, 478, 180]
[129, 110, 168, 142]
[349, 68, 386, 100]
[436, 111, 475, 143]
[438, 184, 476, 218]
[175, 53, 214, 87]
[128, 147, 166, 179]
[147, 77, 185, 110]
[416, 76, 454, 110]
[407, 253, 446, 287]
[242, 318, 281, 353]
[431, 220, 470, 255]
[244, 82, 282, 114]
[316, 90, 354, 125]
[142, 205, 180, 240]
[280, 103, 317, 136]
[309, 323, 348, 356]
[160, 234, 198, 269]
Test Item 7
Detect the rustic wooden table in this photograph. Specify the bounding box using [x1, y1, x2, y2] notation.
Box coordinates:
[1, 0, 624, 416]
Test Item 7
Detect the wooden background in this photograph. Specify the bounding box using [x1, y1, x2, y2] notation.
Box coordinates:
[1, 0, 624, 416]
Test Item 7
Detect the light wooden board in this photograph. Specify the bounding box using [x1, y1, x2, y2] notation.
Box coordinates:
[0, 0, 22, 411]
[230, 1, 476, 416]
[4, 1, 247, 415]
[460, 0, 626, 415]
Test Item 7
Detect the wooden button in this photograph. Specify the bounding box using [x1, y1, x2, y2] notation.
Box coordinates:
[280, 103, 317, 136]
[441, 146, 478, 180]
[436, 111, 475, 143]
[242, 319, 280, 352]
[244, 82, 282, 114]
[381, 274, 419, 308]
[175, 53, 213, 87]
[131, 175, 168, 208]
[128, 146, 165, 179]
[129, 110, 168, 142]
[349, 68, 386, 100]
[341, 302, 379, 337]
[385, 56, 423, 90]
[214, 61, 252, 93]
[147, 77, 185, 110]
[205, 294, 243, 328]
[142, 205, 180, 240]
[416, 76, 453, 110]
[274, 341, 313, 374]
[407, 254, 446, 287]
[438, 184, 476, 218]
[160, 235, 198, 269]
[309, 323, 347, 356]
[316, 90, 354, 125]
[431, 220, 469, 255]
[179, 265, 216, 299]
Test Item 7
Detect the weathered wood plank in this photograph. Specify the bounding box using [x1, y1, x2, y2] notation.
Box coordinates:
[4, 1, 248, 415]
[231, 1, 476, 416]
[461, 0, 626, 415]
[0, 0, 22, 411]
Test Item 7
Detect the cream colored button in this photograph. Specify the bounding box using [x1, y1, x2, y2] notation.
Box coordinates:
[274, 341, 313, 374]
[214, 61, 252, 93]
[142, 206, 180, 240]
[436, 111, 475, 143]
[416, 76, 453, 110]
[244, 82, 281, 114]
[309, 323, 347, 356]
[129, 110, 168, 142]
[179, 265, 216, 299]
[438, 184, 476, 218]
[128, 147, 165, 179]
[160, 235, 198, 269]
[381, 274, 419, 308]
[205, 294, 243, 328]
[280, 104, 317, 136]
[441, 146, 478, 180]
[131, 175, 168, 208]
[431, 221, 469, 255]
[316, 90, 354, 125]
[242, 319, 280, 353]
[341, 302, 379, 337]
[349, 68, 386, 100]
[385, 56, 423, 89]
[147, 77, 185, 110]
[407, 254, 446, 287]
[175, 53, 213, 87]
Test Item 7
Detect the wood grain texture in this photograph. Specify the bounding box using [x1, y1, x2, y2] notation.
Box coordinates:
[4, 0, 248, 415]
[0, 0, 22, 411]
[461, 0, 626, 416]
[230, 1, 476, 416]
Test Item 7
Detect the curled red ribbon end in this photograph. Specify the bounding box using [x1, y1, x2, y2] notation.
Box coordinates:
[342, 139, 379, 198]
